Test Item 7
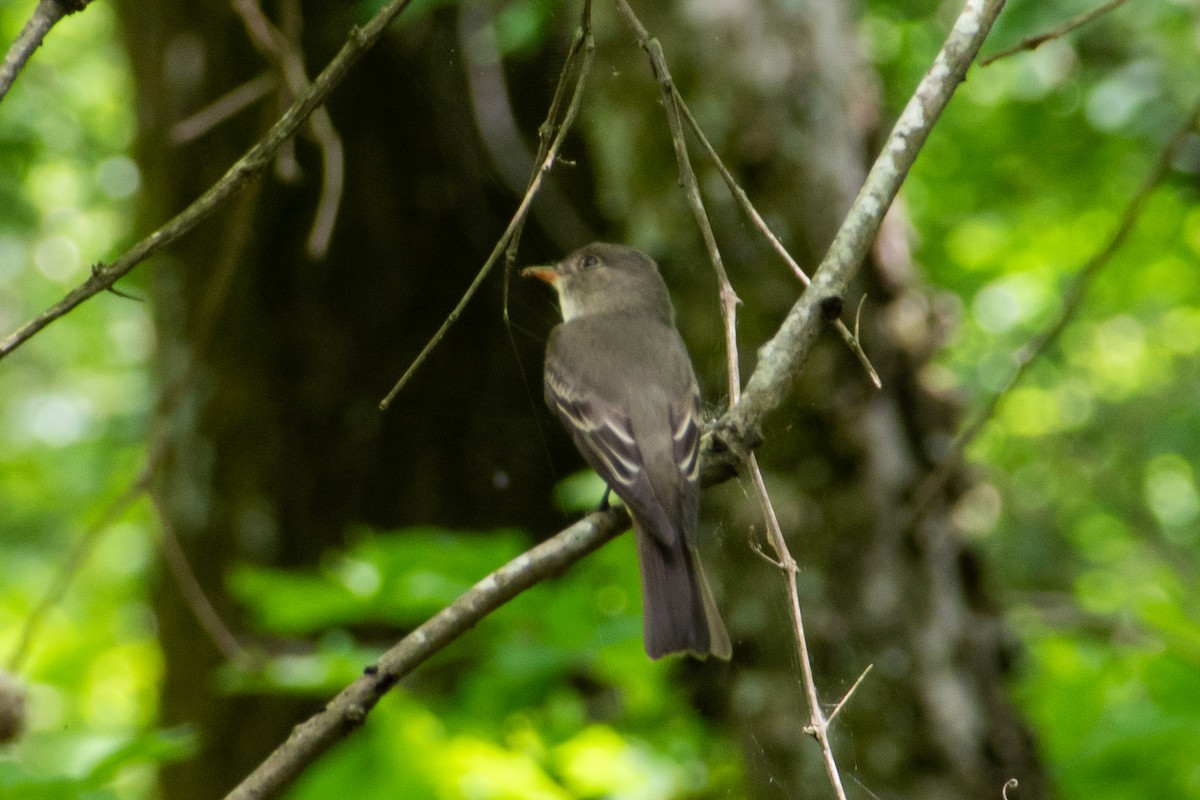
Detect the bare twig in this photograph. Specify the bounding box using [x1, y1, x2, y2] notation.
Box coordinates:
[616, 0, 742, 399]
[981, 0, 1130, 66]
[378, 6, 595, 411]
[148, 486, 247, 663]
[170, 72, 279, 145]
[232, 0, 344, 259]
[0, 0, 92, 103]
[749, 454, 852, 800]
[0, 0, 419, 361]
[904, 96, 1200, 521]
[614, 5, 883, 794]
[227, 0, 1003, 793]
[672, 90, 882, 388]
[822, 663, 873, 728]
[502, 0, 594, 324]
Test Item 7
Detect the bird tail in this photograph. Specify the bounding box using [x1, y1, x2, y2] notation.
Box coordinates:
[635, 527, 731, 660]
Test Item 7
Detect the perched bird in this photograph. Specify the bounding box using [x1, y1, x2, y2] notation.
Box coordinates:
[524, 242, 731, 660]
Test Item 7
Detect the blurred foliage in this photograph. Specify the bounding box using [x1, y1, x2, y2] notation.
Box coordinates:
[0, 2, 172, 798]
[865, 0, 1200, 797]
[227, 524, 740, 798]
[1, 0, 1199, 798]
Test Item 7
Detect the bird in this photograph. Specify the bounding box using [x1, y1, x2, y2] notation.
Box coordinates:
[524, 242, 731, 660]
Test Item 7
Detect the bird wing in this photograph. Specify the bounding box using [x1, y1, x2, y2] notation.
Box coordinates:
[666, 384, 701, 544]
[544, 351, 680, 548]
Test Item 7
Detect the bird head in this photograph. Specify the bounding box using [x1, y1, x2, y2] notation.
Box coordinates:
[523, 242, 674, 324]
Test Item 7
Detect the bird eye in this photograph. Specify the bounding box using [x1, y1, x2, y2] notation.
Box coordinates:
[581, 255, 599, 269]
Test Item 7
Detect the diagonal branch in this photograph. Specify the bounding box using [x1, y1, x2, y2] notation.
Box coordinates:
[716, 0, 1007, 457]
[225, 1, 1006, 796]
[981, 0, 1130, 66]
[0, 0, 419, 362]
[223, 506, 631, 800]
[378, 6, 595, 410]
[0, 0, 92, 103]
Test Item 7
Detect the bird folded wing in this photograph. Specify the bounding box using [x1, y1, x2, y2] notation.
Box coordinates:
[545, 364, 679, 547]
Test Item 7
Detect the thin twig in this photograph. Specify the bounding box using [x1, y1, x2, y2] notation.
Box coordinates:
[981, 0, 1129, 66]
[0, 0, 419, 361]
[232, 0, 344, 259]
[750, 455, 852, 800]
[148, 486, 248, 663]
[615, 0, 742, 400]
[503, 0, 593, 325]
[614, 4, 887, 795]
[672, 92, 881, 388]
[0, 0, 92, 103]
[904, 96, 1200, 521]
[823, 663, 873, 728]
[617, 4, 861, 794]
[378, 12, 595, 411]
[170, 72, 278, 145]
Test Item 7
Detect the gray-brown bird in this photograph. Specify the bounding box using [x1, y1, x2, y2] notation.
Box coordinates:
[524, 242, 731, 660]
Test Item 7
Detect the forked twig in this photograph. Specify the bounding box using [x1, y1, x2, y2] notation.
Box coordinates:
[619, 0, 1003, 796]
[748, 453, 852, 800]
[821, 663, 873, 729]
[672, 91, 881, 388]
[615, 2, 877, 796]
[233, 0, 344, 259]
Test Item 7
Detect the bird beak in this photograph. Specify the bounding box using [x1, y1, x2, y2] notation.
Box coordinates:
[522, 265, 559, 286]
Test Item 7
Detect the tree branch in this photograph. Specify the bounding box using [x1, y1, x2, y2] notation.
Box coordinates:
[224, 0, 1006, 796]
[716, 0, 1007, 455]
[223, 507, 631, 800]
[232, 0, 344, 259]
[378, 8, 595, 410]
[0, 0, 92, 103]
[981, 0, 1129, 66]
[0, 0, 418, 361]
